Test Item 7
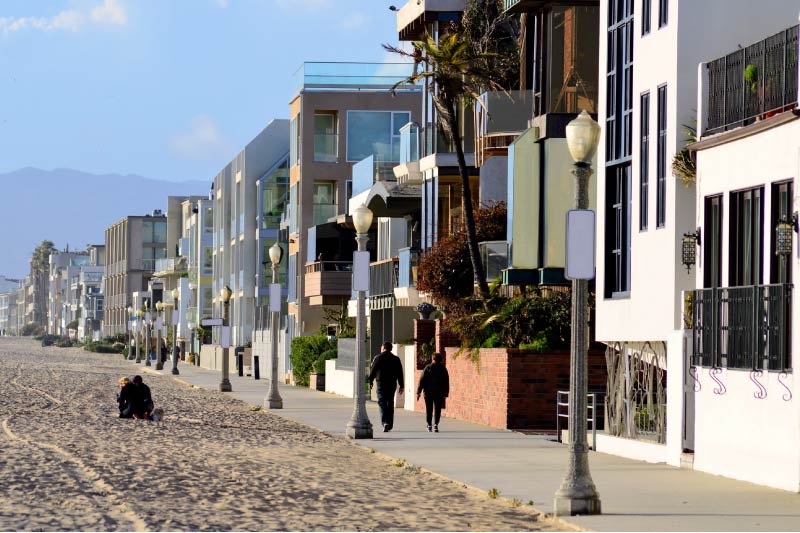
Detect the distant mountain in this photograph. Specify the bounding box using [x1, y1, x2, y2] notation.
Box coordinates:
[0, 167, 209, 278]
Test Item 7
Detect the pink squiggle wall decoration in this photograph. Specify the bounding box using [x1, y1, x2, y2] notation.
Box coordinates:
[778, 372, 793, 402]
[689, 366, 701, 392]
[710, 367, 726, 395]
[749, 370, 767, 399]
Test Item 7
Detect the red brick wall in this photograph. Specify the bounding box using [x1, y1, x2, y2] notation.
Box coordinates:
[411, 344, 608, 431]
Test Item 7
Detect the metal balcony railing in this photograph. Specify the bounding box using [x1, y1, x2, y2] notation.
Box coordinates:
[370, 258, 399, 298]
[691, 284, 792, 371]
[706, 24, 799, 135]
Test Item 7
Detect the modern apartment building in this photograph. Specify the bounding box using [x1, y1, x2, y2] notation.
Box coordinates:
[286, 62, 421, 341]
[211, 119, 289, 348]
[103, 211, 168, 337]
[0, 276, 21, 335]
[48, 249, 90, 335]
[75, 244, 105, 340]
[592, 0, 800, 480]
[182, 197, 214, 354]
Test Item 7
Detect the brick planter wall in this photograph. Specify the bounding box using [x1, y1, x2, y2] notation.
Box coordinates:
[412, 344, 607, 430]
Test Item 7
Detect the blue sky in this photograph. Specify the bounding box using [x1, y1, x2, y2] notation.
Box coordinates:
[0, 0, 405, 182]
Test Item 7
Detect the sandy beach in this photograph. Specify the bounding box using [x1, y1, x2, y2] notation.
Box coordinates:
[0, 337, 563, 532]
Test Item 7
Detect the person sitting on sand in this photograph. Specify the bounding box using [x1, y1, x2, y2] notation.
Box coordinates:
[120, 375, 154, 420]
[116, 377, 133, 418]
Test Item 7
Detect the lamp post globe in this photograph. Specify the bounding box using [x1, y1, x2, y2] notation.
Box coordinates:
[352, 204, 374, 234]
[269, 241, 283, 266]
[554, 109, 602, 516]
[565, 110, 601, 165]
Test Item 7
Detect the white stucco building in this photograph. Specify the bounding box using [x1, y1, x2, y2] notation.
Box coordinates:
[594, 0, 800, 491]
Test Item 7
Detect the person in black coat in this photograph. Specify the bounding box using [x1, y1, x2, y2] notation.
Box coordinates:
[117, 376, 133, 418]
[416, 352, 450, 432]
[119, 375, 154, 420]
[369, 342, 404, 432]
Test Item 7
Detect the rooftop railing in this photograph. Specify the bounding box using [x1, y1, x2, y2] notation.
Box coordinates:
[705, 24, 798, 136]
[292, 62, 418, 95]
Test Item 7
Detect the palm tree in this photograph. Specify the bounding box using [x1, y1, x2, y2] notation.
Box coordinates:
[384, 32, 505, 299]
[30, 240, 55, 325]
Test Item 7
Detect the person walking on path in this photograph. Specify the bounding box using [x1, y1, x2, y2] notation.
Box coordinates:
[416, 352, 449, 432]
[369, 342, 404, 432]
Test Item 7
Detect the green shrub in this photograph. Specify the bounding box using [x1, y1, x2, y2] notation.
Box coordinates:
[291, 334, 336, 386]
[55, 337, 74, 348]
[103, 333, 128, 345]
[84, 341, 123, 354]
[21, 323, 46, 337]
[111, 342, 126, 352]
[314, 349, 338, 375]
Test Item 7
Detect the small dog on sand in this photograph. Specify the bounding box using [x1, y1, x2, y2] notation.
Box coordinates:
[151, 407, 165, 426]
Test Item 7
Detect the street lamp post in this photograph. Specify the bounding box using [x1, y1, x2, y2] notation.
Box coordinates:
[265, 242, 284, 409]
[554, 110, 602, 516]
[144, 300, 152, 367]
[155, 301, 164, 370]
[135, 309, 144, 363]
[219, 285, 233, 392]
[171, 288, 180, 376]
[127, 306, 134, 360]
[346, 204, 373, 439]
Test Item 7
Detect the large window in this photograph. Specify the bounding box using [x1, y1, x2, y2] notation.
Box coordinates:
[347, 111, 411, 162]
[729, 187, 764, 287]
[261, 159, 289, 230]
[312, 182, 337, 226]
[639, 92, 650, 231]
[314, 112, 338, 162]
[656, 85, 667, 228]
[203, 247, 213, 275]
[605, 164, 631, 298]
[703, 195, 723, 288]
[290, 116, 299, 166]
[142, 220, 166, 244]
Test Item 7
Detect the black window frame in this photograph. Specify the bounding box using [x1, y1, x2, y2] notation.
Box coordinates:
[729, 186, 764, 287]
[605, 164, 632, 298]
[639, 91, 650, 231]
[656, 84, 667, 228]
[658, 0, 668, 28]
[703, 195, 723, 289]
[641, 0, 651, 35]
[770, 180, 794, 284]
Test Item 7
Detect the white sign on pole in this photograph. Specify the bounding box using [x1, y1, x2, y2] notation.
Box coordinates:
[220, 326, 231, 349]
[201, 318, 223, 327]
[145, 312, 151, 323]
[565, 209, 596, 280]
[353, 251, 370, 292]
[172, 310, 178, 323]
[128, 321, 132, 332]
[155, 317, 163, 330]
[269, 284, 281, 312]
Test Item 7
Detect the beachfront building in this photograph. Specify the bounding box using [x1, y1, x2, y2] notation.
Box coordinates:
[48, 248, 90, 336]
[74, 245, 105, 341]
[103, 211, 168, 337]
[182, 197, 214, 355]
[284, 62, 420, 344]
[685, 12, 800, 491]
[208, 119, 289, 350]
[592, 0, 800, 486]
[0, 277, 21, 335]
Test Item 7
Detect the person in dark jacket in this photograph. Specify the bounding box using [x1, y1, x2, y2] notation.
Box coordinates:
[416, 352, 449, 432]
[369, 342, 404, 432]
[119, 375, 154, 420]
[117, 376, 133, 418]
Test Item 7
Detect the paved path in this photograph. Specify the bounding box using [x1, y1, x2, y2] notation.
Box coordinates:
[144, 354, 800, 532]
[0, 338, 552, 532]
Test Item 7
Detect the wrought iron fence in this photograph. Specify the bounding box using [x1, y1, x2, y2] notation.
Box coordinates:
[605, 342, 667, 444]
[706, 24, 798, 135]
[691, 284, 792, 371]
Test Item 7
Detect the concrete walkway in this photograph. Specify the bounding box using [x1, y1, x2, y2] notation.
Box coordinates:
[135, 358, 800, 532]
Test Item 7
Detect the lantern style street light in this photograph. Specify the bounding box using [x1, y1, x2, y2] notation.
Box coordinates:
[554, 110, 602, 516]
[681, 229, 701, 273]
[171, 288, 180, 375]
[155, 301, 164, 370]
[135, 308, 144, 363]
[346, 204, 374, 439]
[144, 300, 152, 367]
[265, 242, 284, 409]
[220, 285, 233, 392]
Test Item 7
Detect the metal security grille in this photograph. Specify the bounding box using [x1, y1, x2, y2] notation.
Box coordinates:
[691, 284, 792, 371]
[706, 25, 799, 135]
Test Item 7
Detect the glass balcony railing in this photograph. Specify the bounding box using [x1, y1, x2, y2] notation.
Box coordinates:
[479, 241, 510, 281]
[312, 204, 338, 226]
[314, 133, 338, 162]
[397, 247, 419, 288]
[292, 62, 417, 94]
[155, 258, 175, 273]
[399, 122, 420, 165]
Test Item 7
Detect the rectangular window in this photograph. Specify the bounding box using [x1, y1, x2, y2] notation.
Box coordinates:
[639, 92, 650, 231]
[656, 85, 667, 228]
[142, 220, 153, 243]
[290, 116, 299, 167]
[314, 112, 338, 162]
[703, 195, 723, 289]
[347, 111, 410, 163]
[641, 0, 651, 34]
[289, 184, 298, 234]
[313, 182, 337, 226]
[203, 247, 213, 275]
[729, 187, 764, 287]
[605, 164, 631, 298]
[658, 0, 668, 27]
[287, 254, 297, 303]
[605, 0, 634, 164]
[771, 181, 794, 284]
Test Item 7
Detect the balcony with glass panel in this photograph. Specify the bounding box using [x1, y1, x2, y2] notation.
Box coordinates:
[292, 62, 418, 95]
[474, 90, 534, 166]
[314, 133, 338, 163]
